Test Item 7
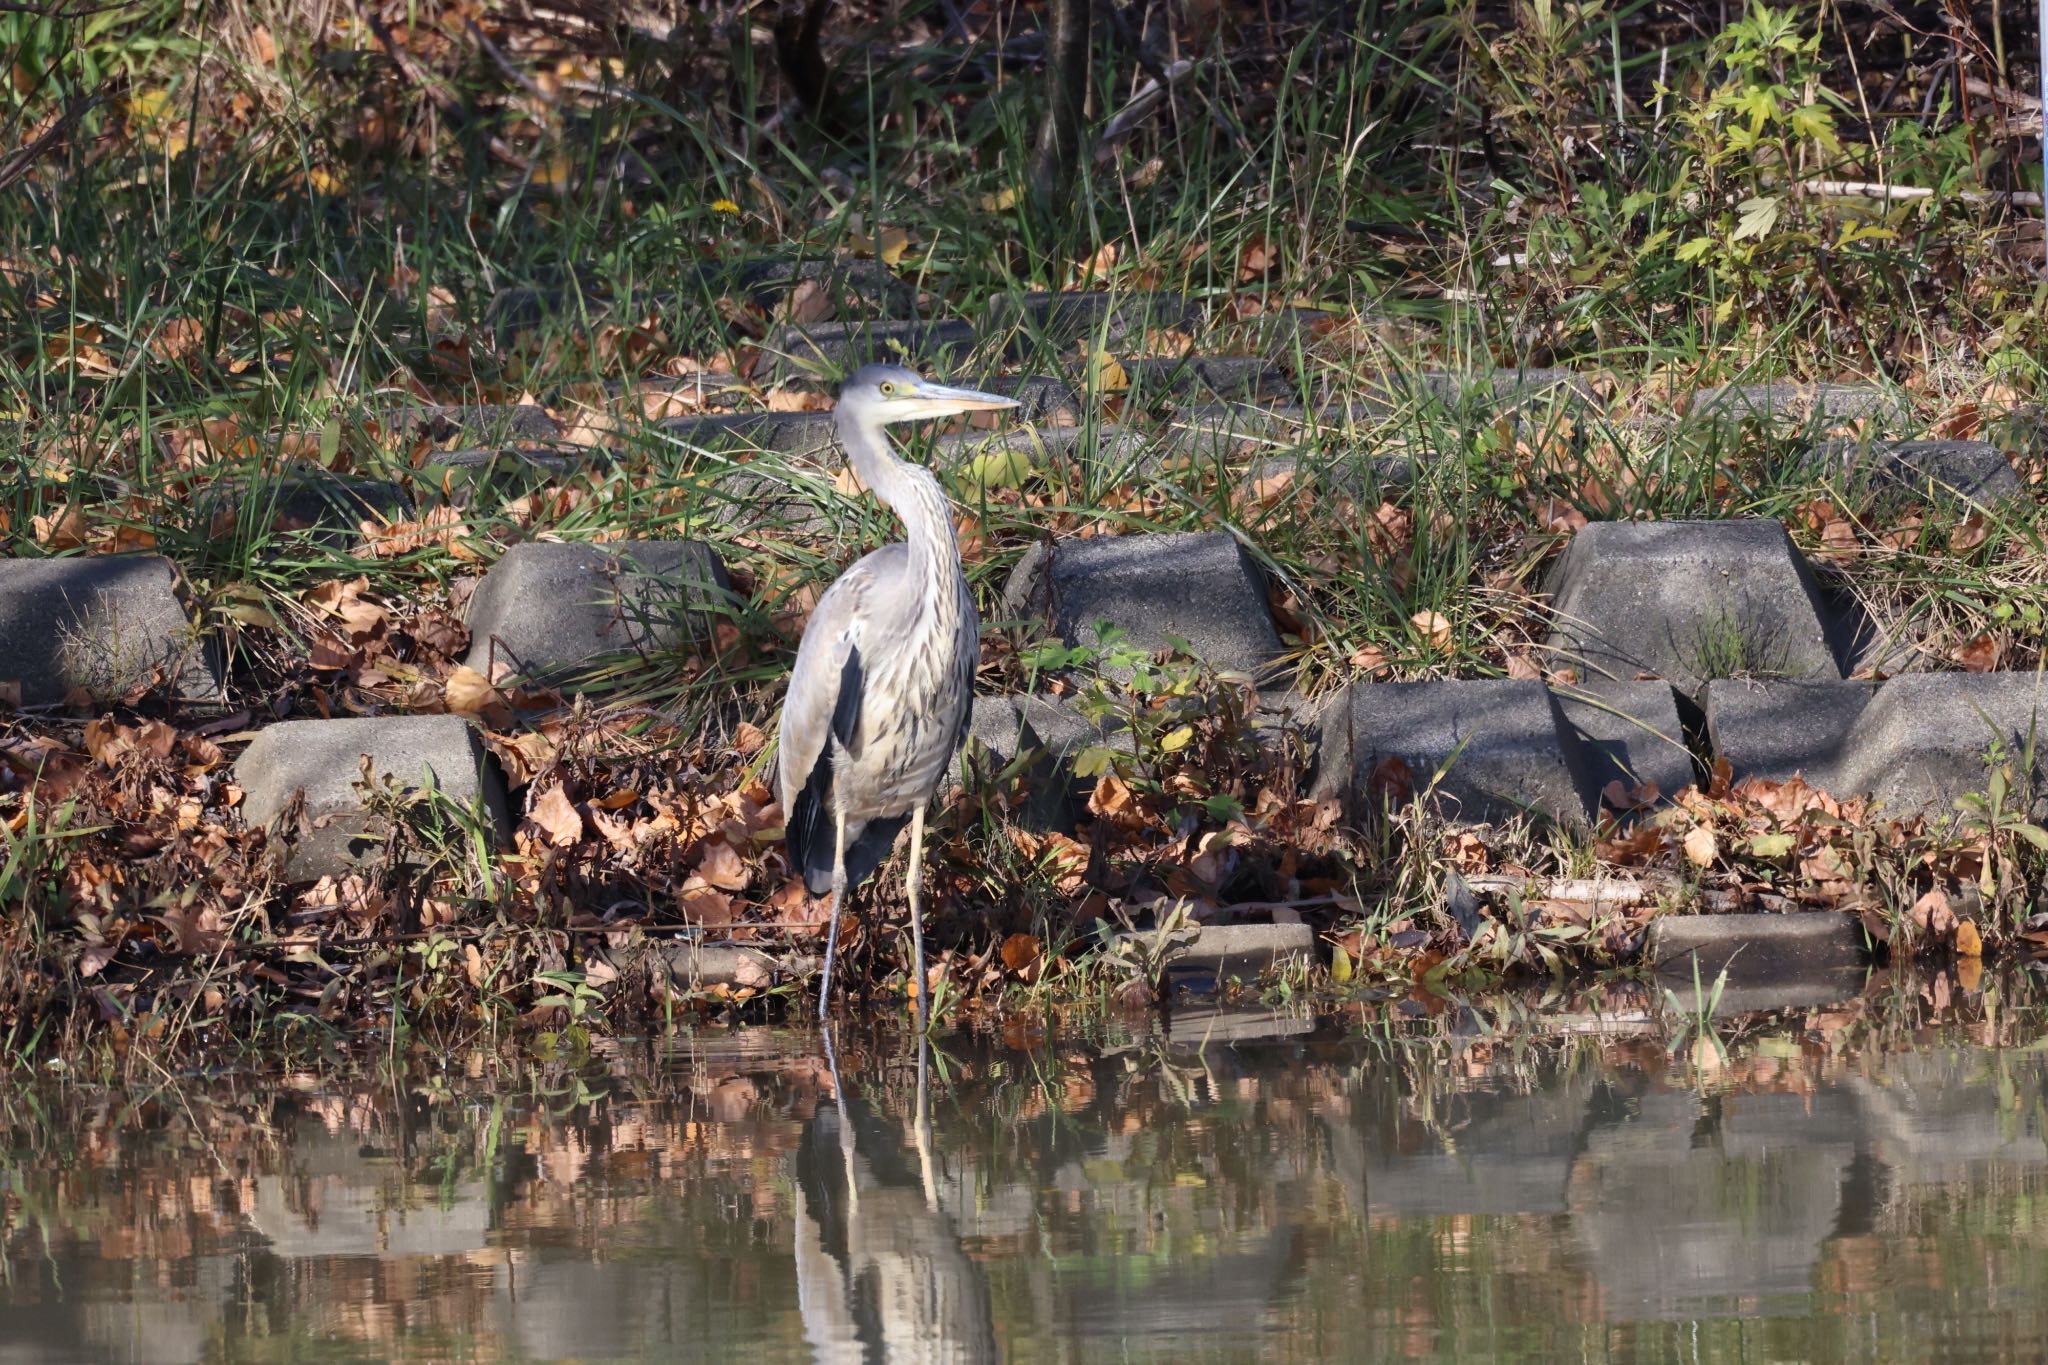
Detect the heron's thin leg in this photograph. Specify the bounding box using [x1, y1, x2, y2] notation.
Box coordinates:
[821, 1022, 858, 1216]
[914, 1029, 938, 1206]
[818, 803, 849, 1023]
[907, 803, 929, 1036]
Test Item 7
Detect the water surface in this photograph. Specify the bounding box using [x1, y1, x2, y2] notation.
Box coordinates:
[4, 978, 2047, 1362]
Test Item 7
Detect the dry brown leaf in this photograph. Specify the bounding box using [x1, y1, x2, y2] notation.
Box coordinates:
[678, 879, 736, 927]
[1000, 933, 1042, 976]
[32, 505, 88, 550]
[1409, 610, 1452, 652]
[444, 666, 504, 716]
[1505, 652, 1544, 680]
[1683, 825, 1718, 867]
[1956, 634, 2000, 672]
[526, 785, 583, 847]
[697, 839, 749, 891]
[354, 505, 469, 559]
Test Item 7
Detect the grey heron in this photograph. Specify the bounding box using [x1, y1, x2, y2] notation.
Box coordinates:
[776, 363, 1020, 1028]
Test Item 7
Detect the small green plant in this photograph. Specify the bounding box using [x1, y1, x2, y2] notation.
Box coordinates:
[1093, 899, 1200, 1003]
[1954, 719, 2048, 916]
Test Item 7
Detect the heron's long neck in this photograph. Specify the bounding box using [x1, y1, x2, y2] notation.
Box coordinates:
[840, 413, 964, 611]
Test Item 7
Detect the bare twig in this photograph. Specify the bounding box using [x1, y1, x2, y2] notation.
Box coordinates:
[0, 95, 100, 195]
[359, 2, 531, 172]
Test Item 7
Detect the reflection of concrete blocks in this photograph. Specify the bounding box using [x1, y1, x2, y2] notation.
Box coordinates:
[1546, 519, 1843, 694]
[461, 541, 732, 688]
[235, 715, 512, 880]
[1002, 531, 1284, 680]
[1311, 679, 1598, 827]
[1708, 673, 2048, 821]
[0, 555, 219, 705]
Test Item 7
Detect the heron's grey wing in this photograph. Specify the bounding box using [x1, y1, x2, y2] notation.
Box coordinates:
[778, 547, 908, 892]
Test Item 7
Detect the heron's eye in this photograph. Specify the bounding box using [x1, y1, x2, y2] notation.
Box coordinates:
[879, 381, 895, 395]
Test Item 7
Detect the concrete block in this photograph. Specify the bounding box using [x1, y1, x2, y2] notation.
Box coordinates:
[1545, 519, 1844, 694]
[1001, 531, 1285, 680]
[963, 693, 1130, 832]
[1687, 381, 1903, 428]
[981, 375, 1082, 424]
[1646, 913, 1869, 981]
[1706, 679, 1875, 795]
[1162, 403, 1309, 459]
[1841, 674, 2048, 820]
[1384, 367, 1597, 410]
[235, 715, 512, 880]
[732, 256, 915, 318]
[988, 291, 1205, 354]
[766, 320, 979, 374]
[1820, 439, 2025, 506]
[193, 476, 413, 539]
[1708, 673, 2048, 820]
[662, 411, 838, 461]
[1122, 356, 1293, 403]
[386, 404, 564, 446]
[1160, 922, 1316, 980]
[0, 555, 219, 706]
[461, 540, 732, 687]
[1311, 679, 1598, 827]
[1554, 679, 1695, 803]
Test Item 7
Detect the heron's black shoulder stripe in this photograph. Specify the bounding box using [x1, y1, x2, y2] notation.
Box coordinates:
[789, 643, 866, 895]
[830, 643, 864, 756]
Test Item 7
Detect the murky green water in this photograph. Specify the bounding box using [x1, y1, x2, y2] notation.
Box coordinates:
[4, 979, 2048, 1363]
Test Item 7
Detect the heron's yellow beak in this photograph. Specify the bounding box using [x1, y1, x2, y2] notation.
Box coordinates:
[886, 380, 1021, 421]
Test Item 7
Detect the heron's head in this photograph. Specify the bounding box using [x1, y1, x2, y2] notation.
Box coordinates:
[837, 364, 1019, 426]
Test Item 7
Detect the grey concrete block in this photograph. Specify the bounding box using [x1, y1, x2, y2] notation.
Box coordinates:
[1161, 922, 1316, 980]
[1708, 673, 2048, 820]
[1387, 367, 1597, 410]
[0, 556, 219, 706]
[387, 404, 564, 445]
[1311, 679, 1598, 827]
[662, 410, 839, 461]
[932, 422, 1155, 481]
[1545, 519, 1844, 694]
[733, 256, 915, 318]
[1122, 356, 1293, 403]
[418, 448, 581, 507]
[1646, 913, 1869, 981]
[1820, 439, 2025, 506]
[485, 284, 611, 341]
[767, 320, 979, 374]
[1555, 680, 1695, 803]
[234, 715, 513, 880]
[981, 375, 1082, 424]
[1706, 679, 1875, 794]
[1162, 403, 1309, 459]
[1001, 531, 1284, 680]
[461, 540, 733, 687]
[988, 291, 1205, 353]
[1845, 674, 2048, 819]
[963, 693, 1128, 832]
[195, 476, 414, 538]
[1687, 381, 1903, 427]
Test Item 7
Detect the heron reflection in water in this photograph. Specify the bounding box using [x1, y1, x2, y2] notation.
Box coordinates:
[793, 1032, 996, 1362]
